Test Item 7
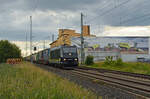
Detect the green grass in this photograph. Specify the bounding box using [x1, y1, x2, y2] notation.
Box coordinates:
[86, 62, 150, 75]
[0, 62, 101, 99]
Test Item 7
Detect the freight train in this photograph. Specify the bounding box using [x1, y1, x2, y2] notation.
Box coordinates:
[26, 45, 79, 68]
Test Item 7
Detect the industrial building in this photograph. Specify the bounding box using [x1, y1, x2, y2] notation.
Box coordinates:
[71, 37, 150, 62]
[50, 25, 95, 48]
[50, 25, 150, 62]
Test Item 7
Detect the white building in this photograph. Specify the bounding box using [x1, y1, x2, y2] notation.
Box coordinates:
[71, 36, 150, 62]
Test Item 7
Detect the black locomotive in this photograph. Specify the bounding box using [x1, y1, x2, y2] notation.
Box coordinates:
[49, 45, 78, 67]
[27, 45, 79, 68]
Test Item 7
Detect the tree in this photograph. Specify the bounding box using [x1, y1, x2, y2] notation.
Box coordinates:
[0, 40, 21, 63]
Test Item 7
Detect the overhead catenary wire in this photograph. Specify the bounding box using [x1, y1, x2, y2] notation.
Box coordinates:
[94, 1, 113, 13]
[69, 0, 113, 27]
[32, 0, 39, 12]
[82, 0, 112, 17]
[121, 13, 150, 25]
[87, 0, 132, 23]
[124, 16, 150, 26]
[89, 0, 150, 28]
[84, 2, 112, 22]
[120, 0, 150, 20]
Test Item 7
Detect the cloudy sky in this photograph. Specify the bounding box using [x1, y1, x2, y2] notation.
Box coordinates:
[1, 0, 150, 56]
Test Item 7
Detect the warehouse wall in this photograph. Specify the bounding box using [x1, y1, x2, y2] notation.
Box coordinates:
[85, 51, 119, 62]
[77, 49, 120, 62]
[121, 54, 150, 62]
[73, 37, 150, 62]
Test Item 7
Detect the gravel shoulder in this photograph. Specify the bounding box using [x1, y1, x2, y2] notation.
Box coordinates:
[36, 64, 145, 99]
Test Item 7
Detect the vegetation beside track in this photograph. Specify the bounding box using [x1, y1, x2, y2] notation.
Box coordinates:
[86, 61, 150, 75]
[0, 62, 100, 99]
[0, 40, 21, 63]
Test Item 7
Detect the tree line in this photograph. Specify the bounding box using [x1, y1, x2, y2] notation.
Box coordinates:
[0, 40, 21, 63]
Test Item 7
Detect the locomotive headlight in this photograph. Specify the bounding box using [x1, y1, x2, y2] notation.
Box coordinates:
[75, 58, 78, 61]
[69, 53, 72, 56]
[64, 58, 66, 61]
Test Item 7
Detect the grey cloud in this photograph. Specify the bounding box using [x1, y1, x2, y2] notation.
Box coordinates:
[25, 0, 99, 11]
[1, 0, 150, 41]
[88, 0, 150, 26]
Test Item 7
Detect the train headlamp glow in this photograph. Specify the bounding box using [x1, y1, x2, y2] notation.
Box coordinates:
[75, 58, 78, 61]
[64, 58, 66, 61]
[69, 53, 72, 56]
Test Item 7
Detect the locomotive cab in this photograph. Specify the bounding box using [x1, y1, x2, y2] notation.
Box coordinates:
[49, 45, 78, 67]
[61, 46, 78, 66]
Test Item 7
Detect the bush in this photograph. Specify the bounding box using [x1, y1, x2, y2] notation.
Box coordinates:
[85, 55, 94, 65]
[104, 56, 124, 66]
[104, 56, 115, 65]
[115, 58, 123, 66]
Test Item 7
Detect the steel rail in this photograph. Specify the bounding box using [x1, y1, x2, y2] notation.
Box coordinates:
[72, 68, 150, 98]
[78, 66, 150, 80]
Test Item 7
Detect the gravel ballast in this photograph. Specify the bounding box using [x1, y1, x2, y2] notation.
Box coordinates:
[36, 64, 146, 99]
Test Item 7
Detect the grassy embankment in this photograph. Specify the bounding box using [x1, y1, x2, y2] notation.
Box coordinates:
[87, 62, 150, 75]
[0, 62, 101, 99]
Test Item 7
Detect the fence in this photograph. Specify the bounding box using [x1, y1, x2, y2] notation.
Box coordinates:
[7, 58, 23, 64]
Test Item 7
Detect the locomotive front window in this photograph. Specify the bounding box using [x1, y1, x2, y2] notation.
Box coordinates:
[63, 48, 77, 53]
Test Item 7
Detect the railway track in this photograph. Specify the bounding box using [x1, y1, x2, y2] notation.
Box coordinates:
[71, 68, 150, 98]
[78, 66, 150, 80]
[36, 63, 150, 98]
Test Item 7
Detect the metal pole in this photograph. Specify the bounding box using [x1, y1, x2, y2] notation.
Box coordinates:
[30, 16, 33, 62]
[62, 29, 66, 45]
[81, 13, 85, 65]
[52, 34, 54, 42]
[26, 32, 27, 58]
[49, 34, 51, 42]
[43, 40, 45, 49]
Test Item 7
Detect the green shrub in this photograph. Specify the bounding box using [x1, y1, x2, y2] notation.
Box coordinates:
[115, 58, 123, 66]
[104, 56, 124, 66]
[85, 55, 94, 65]
[104, 56, 115, 65]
